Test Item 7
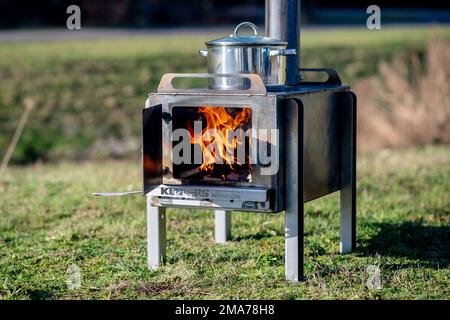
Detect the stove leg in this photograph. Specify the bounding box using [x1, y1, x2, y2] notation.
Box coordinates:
[340, 188, 354, 253]
[340, 92, 356, 254]
[215, 210, 231, 243]
[147, 196, 166, 270]
[285, 202, 304, 282]
[285, 98, 304, 282]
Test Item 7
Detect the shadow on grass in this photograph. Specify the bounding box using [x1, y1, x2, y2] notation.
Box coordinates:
[233, 231, 280, 242]
[360, 221, 450, 267]
[26, 289, 56, 300]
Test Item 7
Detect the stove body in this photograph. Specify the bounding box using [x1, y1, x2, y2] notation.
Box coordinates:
[144, 74, 283, 213]
[143, 70, 356, 281]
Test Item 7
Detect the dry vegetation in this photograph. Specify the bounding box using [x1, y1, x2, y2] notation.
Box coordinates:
[356, 40, 450, 151]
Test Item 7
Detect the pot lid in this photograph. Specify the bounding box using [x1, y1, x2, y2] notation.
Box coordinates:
[205, 22, 287, 47]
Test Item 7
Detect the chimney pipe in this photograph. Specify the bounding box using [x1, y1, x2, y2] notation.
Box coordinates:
[265, 0, 301, 86]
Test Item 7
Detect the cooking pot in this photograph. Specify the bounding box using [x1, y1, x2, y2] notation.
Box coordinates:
[199, 22, 296, 90]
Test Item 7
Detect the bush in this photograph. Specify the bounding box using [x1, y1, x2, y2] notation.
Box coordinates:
[356, 40, 450, 151]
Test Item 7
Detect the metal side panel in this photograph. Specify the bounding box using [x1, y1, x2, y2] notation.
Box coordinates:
[284, 97, 305, 281]
[287, 89, 348, 202]
[143, 103, 163, 194]
[339, 91, 357, 252]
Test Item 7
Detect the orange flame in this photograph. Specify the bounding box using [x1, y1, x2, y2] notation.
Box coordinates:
[189, 106, 251, 173]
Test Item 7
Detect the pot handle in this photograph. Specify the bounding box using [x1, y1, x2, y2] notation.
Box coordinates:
[269, 49, 297, 56]
[233, 22, 260, 37]
[199, 48, 208, 57]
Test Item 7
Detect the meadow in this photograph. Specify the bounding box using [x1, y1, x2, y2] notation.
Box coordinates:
[0, 26, 449, 299]
[0, 146, 448, 299]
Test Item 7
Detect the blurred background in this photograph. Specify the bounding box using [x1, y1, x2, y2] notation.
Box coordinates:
[0, 0, 449, 164]
[2, 0, 450, 27]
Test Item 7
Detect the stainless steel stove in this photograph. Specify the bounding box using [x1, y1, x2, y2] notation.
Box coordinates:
[102, 0, 357, 282]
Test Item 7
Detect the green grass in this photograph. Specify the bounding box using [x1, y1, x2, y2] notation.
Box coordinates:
[0, 145, 449, 299]
[1, 26, 450, 163]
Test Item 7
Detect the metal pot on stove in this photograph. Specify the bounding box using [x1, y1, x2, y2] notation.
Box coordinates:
[199, 22, 296, 90]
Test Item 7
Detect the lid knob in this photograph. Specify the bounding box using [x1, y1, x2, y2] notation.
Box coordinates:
[233, 22, 260, 38]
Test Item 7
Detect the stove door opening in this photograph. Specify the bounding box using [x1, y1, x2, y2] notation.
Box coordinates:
[172, 106, 252, 183]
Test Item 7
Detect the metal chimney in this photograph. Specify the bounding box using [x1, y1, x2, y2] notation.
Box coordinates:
[265, 0, 301, 86]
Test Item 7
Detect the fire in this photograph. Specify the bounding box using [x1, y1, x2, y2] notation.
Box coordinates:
[189, 106, 251, 175]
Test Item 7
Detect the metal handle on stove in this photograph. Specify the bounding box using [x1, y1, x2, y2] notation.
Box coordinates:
[93, 191, 142, 197]
[157, 73, 267, 95]
[299, 68, 342, 85]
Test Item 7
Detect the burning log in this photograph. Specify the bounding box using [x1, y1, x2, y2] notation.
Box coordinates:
[179, 167, 202, 179]
[203, 176, 223, 182]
